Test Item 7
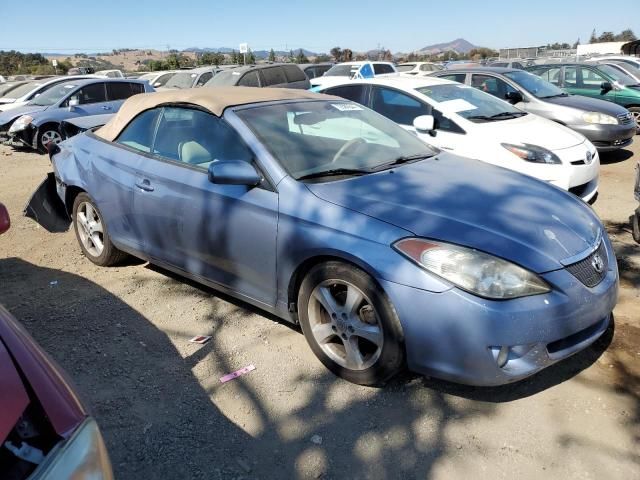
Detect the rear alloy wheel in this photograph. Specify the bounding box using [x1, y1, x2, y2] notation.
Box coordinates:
[72, 193, 127, 266]
[298, 262, 404, 385]
[37, 125, 62, 152]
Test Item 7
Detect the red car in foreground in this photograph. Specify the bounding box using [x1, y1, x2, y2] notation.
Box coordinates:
[0, 203, 113, 479]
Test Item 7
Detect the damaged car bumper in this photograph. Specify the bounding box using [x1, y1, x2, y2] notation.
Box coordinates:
[24, 172, 71, 233]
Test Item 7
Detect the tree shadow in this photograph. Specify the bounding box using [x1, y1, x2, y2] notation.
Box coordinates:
[0, 257, 259, 480]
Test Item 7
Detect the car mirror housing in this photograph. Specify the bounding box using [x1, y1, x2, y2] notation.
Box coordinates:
[506, 91, 524, 104]
[68, 97, 79, 111]
[601, 81, 613, 93]
[207, 160, 261, 187]
[413, 115, 435, 132]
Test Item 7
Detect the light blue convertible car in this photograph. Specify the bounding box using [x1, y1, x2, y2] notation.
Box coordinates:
[26, 87, 618, 386]
[0, 78, 153, 152]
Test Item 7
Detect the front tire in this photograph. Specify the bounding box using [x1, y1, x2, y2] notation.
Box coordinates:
[632, 209, 640, 244]
[36, 123, 62, 153]
[629, 107, 640, 134]
[72, 192, 127, 266]
[298, 261, 404, 385]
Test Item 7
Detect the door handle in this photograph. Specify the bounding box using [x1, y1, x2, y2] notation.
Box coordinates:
[135, 179, 154, 192]
[101, 105, 112, 110]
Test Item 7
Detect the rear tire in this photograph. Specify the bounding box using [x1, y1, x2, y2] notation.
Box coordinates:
[297, 261, 404, 386]
[72, 192, 127, 266]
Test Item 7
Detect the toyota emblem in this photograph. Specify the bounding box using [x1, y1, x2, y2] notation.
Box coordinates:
[585, 151, 593, 165]
[591, 254, 604, 273]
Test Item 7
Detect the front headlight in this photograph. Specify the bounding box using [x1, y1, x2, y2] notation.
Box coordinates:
[9, 115, 33, 133]
[582, 112, 618, 125]
[394, 238, 550, 299]
[31, 418, 113, 479]
[502, 143, 561, 164]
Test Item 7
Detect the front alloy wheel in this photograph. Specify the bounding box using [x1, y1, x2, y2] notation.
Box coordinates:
[298, 262, 404, 385]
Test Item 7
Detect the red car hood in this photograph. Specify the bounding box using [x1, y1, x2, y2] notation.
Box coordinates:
[0, 304, 85, 441]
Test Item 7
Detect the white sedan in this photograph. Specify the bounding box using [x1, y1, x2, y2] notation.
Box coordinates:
[319, 76, 600, 202]
[0, 76, 94, 112]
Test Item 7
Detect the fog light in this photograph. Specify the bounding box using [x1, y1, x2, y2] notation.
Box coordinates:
[490, 344, 536, 369]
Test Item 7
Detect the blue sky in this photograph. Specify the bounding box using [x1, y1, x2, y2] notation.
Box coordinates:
[0, 0, 634, 53]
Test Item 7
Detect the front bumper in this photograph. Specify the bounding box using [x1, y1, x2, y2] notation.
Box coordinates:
[570, 123, 635, 152]
[382, 236, 618, 386]
[7, 124, 37, 149]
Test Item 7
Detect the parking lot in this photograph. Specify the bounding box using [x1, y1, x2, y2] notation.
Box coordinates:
[0, 141, 638, 479]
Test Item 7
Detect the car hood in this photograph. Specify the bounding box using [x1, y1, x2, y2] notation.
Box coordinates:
[307, 154, 602, 273]
[470, 113, 585, 150]
[543, 94, 629, 116]
[0, 104, 47, 127]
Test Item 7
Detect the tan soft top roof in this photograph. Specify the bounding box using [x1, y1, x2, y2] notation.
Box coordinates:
[96, 86, 337, 141]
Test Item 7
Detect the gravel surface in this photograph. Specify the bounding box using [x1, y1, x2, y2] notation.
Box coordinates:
[0, 142, 638, 480]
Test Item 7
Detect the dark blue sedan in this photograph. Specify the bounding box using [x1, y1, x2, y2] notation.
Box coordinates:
[26, 87, 618, 386]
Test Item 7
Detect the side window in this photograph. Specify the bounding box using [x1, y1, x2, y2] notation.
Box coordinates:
[471, 74, 517, 100]
[432, 109, 465, 134]
[439, 73, 466, 83]
[537, 67, 561, 85]
[261, 67, 288, 86]
[153, 107, 253, 170]
[283, 65, 307, 83]
[512, 62, 525, 70]
[115, 109, 161, 153]
[563, 67, 578, 88]
[370, 86, 430, 125]
[419, 64, 434, 72]
[238, 71, 260, 87]
[580, 68, 607, 89]
[323, 85, 367, 106]
[76, 83, 107, 104]
[304, 67, 317, 79]
[195, 72, 213, 87]
[373, 64, 395, 75]
[106, 82, 140, 101]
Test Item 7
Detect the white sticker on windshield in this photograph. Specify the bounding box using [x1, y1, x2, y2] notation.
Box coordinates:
[437, 99, 477, 113]
[64, 85, 76, 89]
[331, 103, 363, 111]
[232, 71, 241, 75]
[191, 74, 197, 77]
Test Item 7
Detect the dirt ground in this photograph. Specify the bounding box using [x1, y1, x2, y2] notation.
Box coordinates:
[0, 141, 638, 480]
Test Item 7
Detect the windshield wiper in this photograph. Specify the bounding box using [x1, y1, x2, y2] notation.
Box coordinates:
[466, 114, 498, 122]
[490, 111, 527, 119]
[539, 93, 569, 99]
[296, 168, 370, 181]
[370, 152, 435, 172]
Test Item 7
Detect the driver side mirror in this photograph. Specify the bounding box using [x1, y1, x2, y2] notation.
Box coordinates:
[600, 81, 613, 93]
[208, 160, 261, 187]
[413, 115, 435, 133]
[505, 91, 524, 104]
[153, 81, 162, 88]
[68, 97, 79, 111]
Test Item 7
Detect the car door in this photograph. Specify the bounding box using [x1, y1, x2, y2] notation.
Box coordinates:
[194, 72, 213, 88]
[576, 66, 617, 103]
[65, 82, 110, 116]
[368, 85, 463, 150]
[260, 67, 289, 88]
[437, 73, 467, 84]
[131, 106, 278, 306]
[91, 108, 162, 252]
[238, 70, 261, 87]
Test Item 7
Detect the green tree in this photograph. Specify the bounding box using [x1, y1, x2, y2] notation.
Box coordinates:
[314, 54, 331, 63]
[330, 47, 342, 62]
[598, 31, 615, 42]
[296, 49, 309, 63]
[342, 48, 353, 61]
[589, 29, 598, 43]
[615, 29, 637, 41]
[247, 49, 256, 64]
[268, 48, 276, 62]
[288, 50, 295, 63]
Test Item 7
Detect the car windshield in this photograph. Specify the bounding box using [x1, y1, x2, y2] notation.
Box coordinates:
[609, 63, 640, 80]
[397, 64, 416, 72]
[1, 82, 42, 100]
[598, 65, 638, 86]
[416, 84, 526, 122]
[235, 100, 437, 180]
[28, 83, 78, 106]
[324, 65, 358, 77]
[0, 82, 27, 98]
[164, 72, 197, 89]
[504, 70, 566, 98]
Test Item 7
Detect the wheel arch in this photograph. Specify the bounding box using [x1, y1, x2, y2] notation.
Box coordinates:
[287, 252, 386, 318]
[64, 185, 86, 216]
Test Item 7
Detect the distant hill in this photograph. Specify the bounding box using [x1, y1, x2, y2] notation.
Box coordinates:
[418, 38, 476, 54]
